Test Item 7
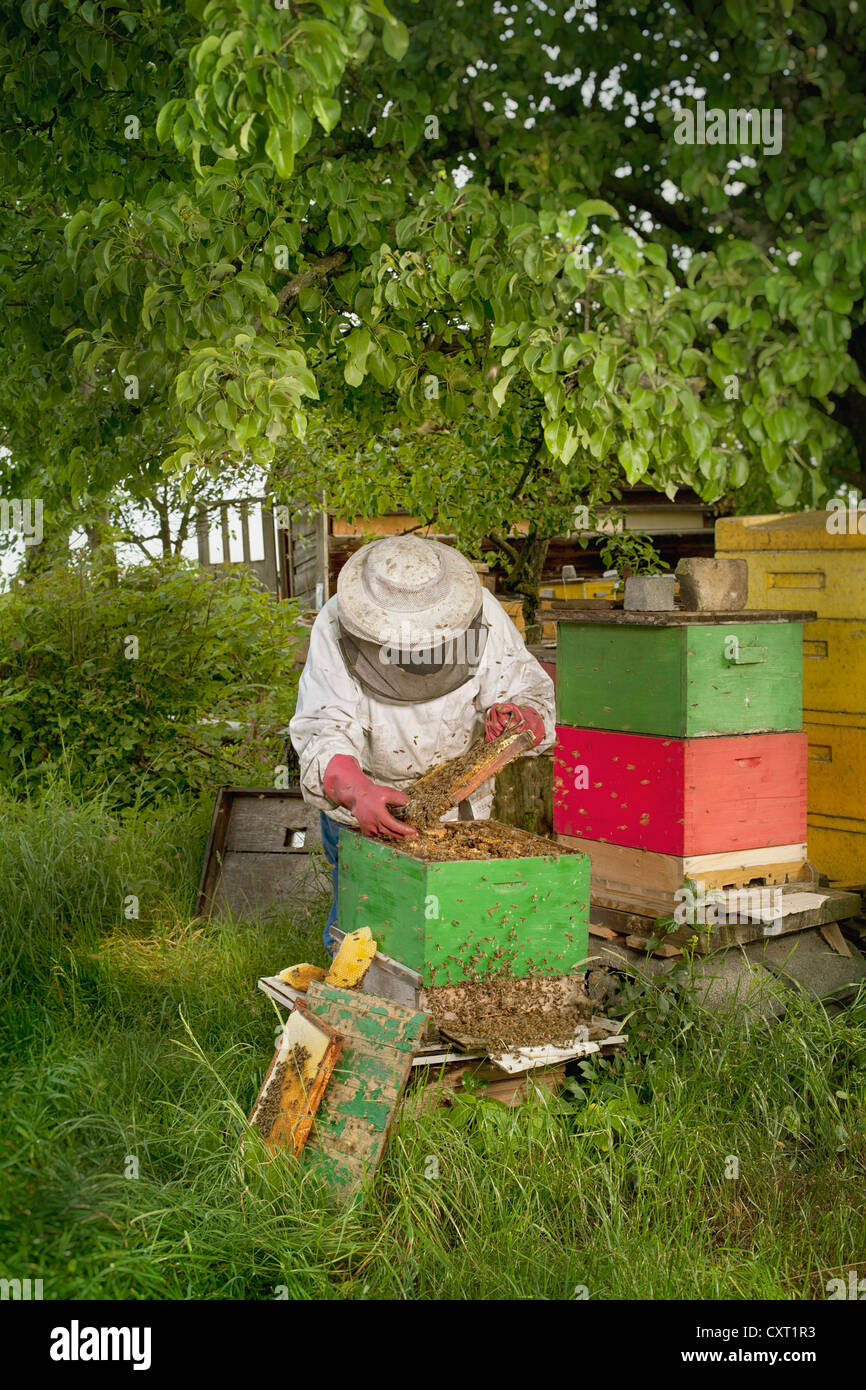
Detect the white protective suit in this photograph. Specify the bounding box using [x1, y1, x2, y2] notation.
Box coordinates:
[290, 588, 555, 826]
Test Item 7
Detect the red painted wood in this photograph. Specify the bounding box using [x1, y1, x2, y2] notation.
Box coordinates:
[554, 726, 808, 855]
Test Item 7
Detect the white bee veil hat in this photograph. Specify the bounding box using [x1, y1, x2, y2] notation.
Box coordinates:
[337, 536, 482, 652]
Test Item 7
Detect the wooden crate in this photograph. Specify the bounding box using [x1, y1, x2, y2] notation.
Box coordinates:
[803, 713, 866, 880]
[716, 513, 866, 886]
[806, 814, 866, 887]
[716, 510, 866, 619]
[196, 788, 326, 919]
[801, 618, 866, 716]
[554, 726, 808, 855]
[337, 823, 590, 986]
[556, 612, 808, 737]
[557, 833, 812, 918]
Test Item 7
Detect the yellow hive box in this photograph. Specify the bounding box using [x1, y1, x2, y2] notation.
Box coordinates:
[549, 577, 619, 600]
[803, 711, 866, 822]
[716, 511, 866, 885]
[806, 815, 866, 887]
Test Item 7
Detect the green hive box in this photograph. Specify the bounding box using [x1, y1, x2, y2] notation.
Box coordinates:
[557, 616, 804, 737]
[337, 824, 590, 987]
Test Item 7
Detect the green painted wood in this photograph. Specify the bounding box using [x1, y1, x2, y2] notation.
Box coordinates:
[338, 826, 590, 986]
[338, 835, 428, 973]
[683, 623, 802, 735]
[302, 981, 427, 1206]
[557, 624, 683, 734]
[557, 620, 803, 736]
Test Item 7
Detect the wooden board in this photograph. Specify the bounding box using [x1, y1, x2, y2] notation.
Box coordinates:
[491, 751, 554, 838]
[196, 788, 326, 919]
[554, 726, 808, 855]
[717, 548, 866, 620]
[715, 510, 866, 553]
[301, 981, 428, 1205]
[807, 813, 866, 887]
[337, 823, 590, 985]
[556, 834, 812, 917]
[800, 618, 866, 716]
[556, 620, 805, 737]
[556, 609, 816, 625]
[589, 886, 861, 952]
[406, 1059, 566, 1111]
[804, 711, 866, 823]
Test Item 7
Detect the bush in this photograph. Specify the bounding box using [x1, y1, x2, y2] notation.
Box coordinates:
[0, 558, 303, 801]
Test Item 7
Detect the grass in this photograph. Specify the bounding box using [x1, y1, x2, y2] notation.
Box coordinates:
[0, 786, 864, 1300]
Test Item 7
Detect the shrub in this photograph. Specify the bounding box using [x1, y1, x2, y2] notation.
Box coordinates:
[0, 557, 303, 801]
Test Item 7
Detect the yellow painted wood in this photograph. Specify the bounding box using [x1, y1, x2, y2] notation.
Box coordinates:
[807, 814, 866, 886]
[803, 711, 866, 821]
[716, 510, 866, 552]
[499, 597, 526, 634]
[801, 619, 866, 715]
[717, 513, 866, 884]
[549, 577, 618, 600]
[718, 548, 866, 620]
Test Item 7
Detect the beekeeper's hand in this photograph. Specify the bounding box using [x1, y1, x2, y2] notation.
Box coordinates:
[485, 702, 545, 747]
[323, 754, 415, 838]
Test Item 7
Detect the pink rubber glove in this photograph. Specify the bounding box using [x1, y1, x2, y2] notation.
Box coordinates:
[323, 755, 415, 839]
[485, 702, 545, 748]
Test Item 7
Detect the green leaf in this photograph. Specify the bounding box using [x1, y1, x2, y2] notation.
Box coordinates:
[620, 440, 649, 482]
[491, 372, 514, 408]
[684, 419, 710, 455]
[312, 95, 340, 134]
[265, 125, 294, 179]
[578, 199, 619, 219]
[609, 235, 640, 277]
[593, 352, 614, 390]
[382, 19, 410, 61]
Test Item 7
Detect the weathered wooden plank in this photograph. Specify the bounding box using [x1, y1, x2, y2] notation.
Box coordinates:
[491, 752, 554, 837]
[557, 609, 817, 625]
[302, 982, 427, 1205]
[210, 851, 328, 917]
[589, 886, 861, 952]
[196, 789, 326, 919]
[224, 795, 318, 852]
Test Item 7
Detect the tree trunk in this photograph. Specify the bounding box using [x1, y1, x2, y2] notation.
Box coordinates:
[155, 492, 173, 557]
[508, 530, 551, 633]
[85, 506, 118, 584]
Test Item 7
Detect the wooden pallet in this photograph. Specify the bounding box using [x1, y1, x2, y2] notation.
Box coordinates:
[588, 884, 861, 954]
[556, 833, 813, 918]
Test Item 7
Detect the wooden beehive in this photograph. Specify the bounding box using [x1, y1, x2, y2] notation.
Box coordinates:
[716, 511, 866, 885]
[556, 611, 810, 737]
[554, 726, 808, 855]
[337, 823, 590, 986]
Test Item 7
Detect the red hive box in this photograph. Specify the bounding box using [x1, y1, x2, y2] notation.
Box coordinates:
[554, 726, 808, 856]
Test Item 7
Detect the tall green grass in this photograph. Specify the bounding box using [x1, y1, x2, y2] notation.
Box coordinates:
[0, 789, 864, 1300]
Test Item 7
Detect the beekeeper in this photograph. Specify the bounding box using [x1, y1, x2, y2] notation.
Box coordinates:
[289, 535, 555, 948]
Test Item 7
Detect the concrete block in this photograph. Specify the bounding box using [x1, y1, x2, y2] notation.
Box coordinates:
[676, 557, 748, 612]
[623, 574, 676, 611]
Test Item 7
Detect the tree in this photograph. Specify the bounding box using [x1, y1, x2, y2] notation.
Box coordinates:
[2, 0, 865, 609]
